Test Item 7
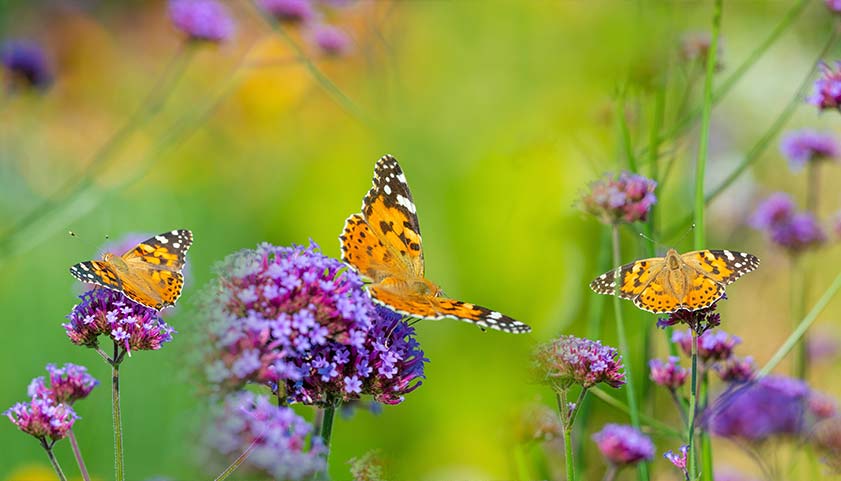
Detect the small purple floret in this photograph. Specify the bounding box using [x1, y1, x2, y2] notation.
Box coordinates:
[648, 356, 688, 389]
[169, 0, 235, 43]
[258, 0, 315, 24]
[535, 335, 625, 390]
[28, 363, 98, 405]
[4, 397, 77, 441]
[592, 424, 655, 466]
[809, 61, 841, 111]
[312, 25, 352, 56]
[780, 130, 840, 171]
[581, 171, 657, 224]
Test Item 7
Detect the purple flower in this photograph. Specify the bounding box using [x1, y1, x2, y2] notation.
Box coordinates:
[202, 392, 325, 480]
[196, 242, 427, 405]
[664, 445, 689, 479]
[671, 328, 740, 363]
[749, 192, 796, 230]
[808, 330, 840, 362]
[535, 335, 625, 390]
[311, 25, 352, 57]
[808, 391, 838, 420]
[769, 212, 826, 253]
[713, 356, 755, 382]
[4, 397, 77, 442]
[28, 363, 98, 405]
[169, 0, 235, 43]
[780, 130, 840, 171]
[1, 40, 52, 90]
[64, 289, 175, 353]
[812, 417, 841, 474]
[809, 61, 841, 111]
[835, 211, 841, 239]
[707, 375, 810, 441]
[657, 298, 722, 334]
[648, 356, 688, 389]
[592, 424, 655, 466]
[581, 171, 657, 224]
[829, 0, 841, 12]
[258, 0, 315, 24]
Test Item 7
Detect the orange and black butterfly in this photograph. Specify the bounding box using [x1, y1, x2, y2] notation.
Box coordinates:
[590, 248, 759, 313]
[70, 229, 192, 310]
[340, 155, 531, 334]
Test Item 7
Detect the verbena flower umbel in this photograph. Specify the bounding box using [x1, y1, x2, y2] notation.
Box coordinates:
[657, 297, 722, 335]
[169, 0, 235, 43]
[671, 328, 740, 364]
[535, 335, 625, 391]
[592, 424, 655, 467]
[1, 39, 52, 90]
[4, 398, 77, 442]
[750, 192, 826, 253]
[258, 0, 315, 24]
[197, 242, 426, 405]
[664, 445, 689, 480]
[28, 363, 98, 405]
[64, 288, 175, 353]
[581, 171, 657, 224]
[809, 61, 841, 111]
[808, 391, 838, 420]
[749, 192, 795, 231]
[829, 0, 841, 13]
[780, 130, 840, 171]
[202, 392, 326, 480]
[648, 356, 688, 389]
[312, 25, 352, 57]
[713, 356, 755, 382]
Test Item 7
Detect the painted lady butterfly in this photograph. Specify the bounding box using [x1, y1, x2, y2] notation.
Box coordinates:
[340, 155, 531, 334]
[590, 248, 759, 313]
[70, 229, 193, 310]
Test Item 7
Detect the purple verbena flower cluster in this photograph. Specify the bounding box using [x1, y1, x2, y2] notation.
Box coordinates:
[713, 356, 755, 382]
[258, 0, 354, 57]
[656, 297, 722, 335]
[750, 193, 825, 254]
[592, 424, 655, 467]
[202, 392, 326, 480]
[64, 288, 175, 353]
[829, 0, 841, 13]
[671, 328, 740, 364]
[1, 40, 52, 90]
[4, 398, 77, 442]
[198, 242, 426, 405]
[648, 356, 688, 390]
[28, 363, 98, 405]
[780, 130, 840, 171]
[810, 61, 841, 111]
[535, 335, 625, 390]
[664, 445, 689, 479]
[169, 0, 235, 43]
[581, 171, 657, 224]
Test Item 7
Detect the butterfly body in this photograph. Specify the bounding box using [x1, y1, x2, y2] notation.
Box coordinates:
[70, 230, 192, 310]
[590, 248, 759, 314]
[340, 155, 531, 334]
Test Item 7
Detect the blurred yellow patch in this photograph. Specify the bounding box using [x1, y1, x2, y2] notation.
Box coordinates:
[4, 464, 91, 481]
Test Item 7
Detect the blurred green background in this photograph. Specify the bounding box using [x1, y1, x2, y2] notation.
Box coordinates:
[2, 1, 841, 480]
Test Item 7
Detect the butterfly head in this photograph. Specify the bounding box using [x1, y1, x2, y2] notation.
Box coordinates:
[665, 249, 682, 270]
[102, 252, 128, 271]
[411, 278, 442, 297]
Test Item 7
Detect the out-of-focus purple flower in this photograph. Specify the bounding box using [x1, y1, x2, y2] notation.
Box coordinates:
[258, 0, 315, 24]
[664, 445, 689, 479]
[202, 392, 325, 480]
[169, 0, 235, 43]
[1, 40, 52, 90]
[64, 289, 175, 353]
[780, 130, 840, 171]
[812, 417, 841, 474]
[808, 391, 838, 420]
[534, 335, 625, 391]
[829, 0, 841, 12]
[769, 212, 826, 253]
[715, 468, 762, 481]
[581, 172, 657, 224]
[648, 357, 688, 390]
[707, 375, 810, 442]
[311, 24, 351, 57]
[196, 242, 427, 405]
[808, 330, 840, 363]
[4, 398, 77, 442]
[592, 424, 655, 467]
[657, 298, 723, 335]
[671, 329, 740, 363]
[749, 192, 796, 231]
[713, 356, 755, 382]
[835, 211, 841, 239]
[28, 363, 98, 405]
[680, 32, 724, 71]
[809, 61, 841, 111]
[516, 403, 563, 443]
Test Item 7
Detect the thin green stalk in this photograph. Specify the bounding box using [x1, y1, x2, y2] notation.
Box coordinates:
[112, 348, 124, 481]
[601, 464, 619, 481]
[700, 373, 713, 481]
[320, 403, 337, 460]
[590, 387, 683, 439]
[687, 330, 700, 479]
[513, 444, 533, 481]
[40, 438, 68, 481]
[610, 225, 649, 481]
[759, 269, 841, 377]
[617, 92, 637, 172]
[68, 428, 91, 481]
[558, 391, 575, 481]
[214, 438, 259, 481]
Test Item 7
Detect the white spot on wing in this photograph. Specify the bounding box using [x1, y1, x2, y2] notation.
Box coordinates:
[396, 194, 416, 214]
[383, 185, 392, 195]
[156, 235, 168, 244]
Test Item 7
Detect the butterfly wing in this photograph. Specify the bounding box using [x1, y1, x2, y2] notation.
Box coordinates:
[120, 229, 193, 309]
[633, 268, 683, 313]
[369, 284, 531, 334]
[681, 250, 759, 285]
[590, 257, 667, 300]
[340, 214, 405, 282]
[70, 261, 124, 291]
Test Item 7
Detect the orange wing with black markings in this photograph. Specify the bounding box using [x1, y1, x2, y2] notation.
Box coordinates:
[681, 249, 759, 285]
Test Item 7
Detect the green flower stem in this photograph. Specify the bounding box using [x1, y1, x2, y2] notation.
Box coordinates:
[610, 224, 649, 481]
[668, 389, 689, 427]
[601, 464, 619, 481]
[687, 330, 700, 479]
[319, 401, 338, 477]
[558, 392, 575, 481]
[617, 92, 637, 172]
[513, 444, 533, 481]
[590, 387, 683, 439]
[700, 373, 713, 481]
[39, 438, 68, 481]
[214, 438, 259, 481]
[759, 269, 841, 377]
[68, 428, 91, 481]
[111, 343, 125, 481]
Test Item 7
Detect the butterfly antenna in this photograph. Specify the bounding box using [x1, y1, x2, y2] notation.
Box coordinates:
[672, 223, 696, 245]
[638, 231, 662, 248]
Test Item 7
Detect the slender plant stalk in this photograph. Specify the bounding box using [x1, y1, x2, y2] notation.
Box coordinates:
[687, 330, 700, 479]
[40, 438, 68, 481]
[513, 444, 533, 481]
[68, 428, 91, 481]
[617, 92, 637, 172]
[557, 391, 575, 481]
[589, 387, 683, 439]
[759, 269, 841, 376]
[700, 373, 713, 481]
[601, 464, 619, 481]
[214, 438, 260, 481]
[111, 342, 125, 481]
[610, 225, 649, 481]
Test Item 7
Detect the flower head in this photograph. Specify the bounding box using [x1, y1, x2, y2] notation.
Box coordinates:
[196, 242, 426, 405]
[657, 298, 723, 335]
[4, 398, 77, 441]
[769, 212, 826, 253]
[64, 289, 175, 353]
[28, 363, 98, 405]
[581, 172, 657, 224]
[749, 192, 796, 230]
[808, 391, 838, 420]
[707, 375, 810, 442]
[258, 0, 315, 24]
[535, 335, 625, 391]
[312, 25, 351, 57]
[593, 424, 655, 466]
[829, 0, 841, 13]
[809, 61, 841, 111]
[515, 403, 563, 443]
[649, 356, 688, 390]
[169, 0, 235, 43]
[812, 417, 841, 474]
[780, 130, 840, 171]
[202, 392, 326, 480]
[671, 328, 740, 363]
[713, 356, 755, 382]
[1, 40, 52, 90]
[664, 445, 689, 478]
[808, 330, 840, 363]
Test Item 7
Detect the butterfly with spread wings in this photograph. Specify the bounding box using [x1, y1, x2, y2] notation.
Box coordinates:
[340, 155, 531, 334]
[70, 229, 192, 310]
[590, 248, 759, 313]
